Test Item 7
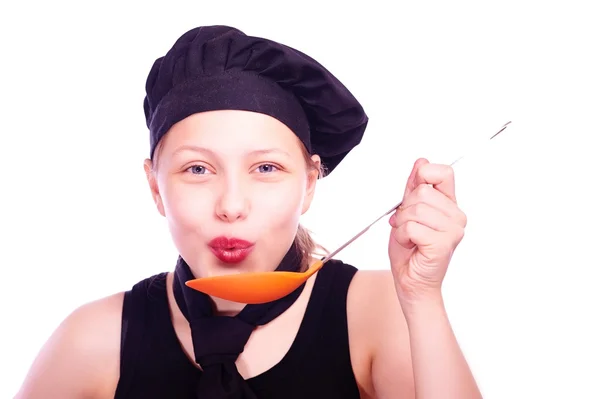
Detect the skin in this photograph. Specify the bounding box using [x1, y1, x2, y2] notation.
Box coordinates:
[15, 110, 482, 399]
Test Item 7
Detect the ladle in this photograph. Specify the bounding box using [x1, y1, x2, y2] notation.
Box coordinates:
[186, 121, 512, 304]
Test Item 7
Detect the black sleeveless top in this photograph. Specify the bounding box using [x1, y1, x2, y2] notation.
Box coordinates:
[113, 260, 361, 398]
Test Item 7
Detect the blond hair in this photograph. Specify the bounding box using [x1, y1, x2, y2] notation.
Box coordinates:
[294, 144, 329, 270]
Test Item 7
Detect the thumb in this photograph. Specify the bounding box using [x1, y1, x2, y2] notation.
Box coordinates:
[403, 158, 429, 200]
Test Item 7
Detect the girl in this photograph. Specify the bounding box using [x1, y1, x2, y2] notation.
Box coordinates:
[16, 25, 481, 398]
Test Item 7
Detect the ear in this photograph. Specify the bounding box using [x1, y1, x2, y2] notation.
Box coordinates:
[143, 158, 166, 217]
[301, 154, 321, 214]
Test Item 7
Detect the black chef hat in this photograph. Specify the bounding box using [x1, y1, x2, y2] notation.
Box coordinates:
[143, 25, 368, 176]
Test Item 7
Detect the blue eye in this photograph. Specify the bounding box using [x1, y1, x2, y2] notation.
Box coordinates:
[257, 164, 279, 173]
[188, 165, 208, 174]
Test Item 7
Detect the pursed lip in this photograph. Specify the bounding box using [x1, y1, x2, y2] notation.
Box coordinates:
[208, 236, 255, 264]
[208, 236, 254, 249]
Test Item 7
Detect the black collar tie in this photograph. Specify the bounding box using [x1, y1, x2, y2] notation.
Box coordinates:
[172, 241, 305, 398]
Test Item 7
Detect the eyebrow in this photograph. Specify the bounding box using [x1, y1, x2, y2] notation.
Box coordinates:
[171, 145, 292, 158]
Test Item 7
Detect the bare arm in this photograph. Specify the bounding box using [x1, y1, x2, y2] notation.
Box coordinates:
[15, 293, 123, 399]
[357, 271, 480, 399]
[375, 159, 481, 398]
[401, 293, 481, 399]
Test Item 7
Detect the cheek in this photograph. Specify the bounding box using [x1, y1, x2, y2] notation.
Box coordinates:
[251, 182, 304, 230]
[161, 182, 211, 231]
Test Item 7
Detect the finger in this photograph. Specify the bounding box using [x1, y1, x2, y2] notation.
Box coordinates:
[414, 163, 457, 203]
[400, 183, 467, 227]
[393, 220, 441, 249]
[403, 158, 430, 201]
[394, 219, 464, 255]
[390, 202, 456, 233]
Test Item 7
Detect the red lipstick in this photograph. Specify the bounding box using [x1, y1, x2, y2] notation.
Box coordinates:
[208, 236, 254, 264]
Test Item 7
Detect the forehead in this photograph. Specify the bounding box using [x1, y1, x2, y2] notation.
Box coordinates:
[160, 110, 302, 153]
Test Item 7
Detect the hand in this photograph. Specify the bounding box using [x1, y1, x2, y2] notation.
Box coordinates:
[388, 158, 467, 303]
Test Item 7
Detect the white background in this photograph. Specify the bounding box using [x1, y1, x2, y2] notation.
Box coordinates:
[1, 1, 599, 397]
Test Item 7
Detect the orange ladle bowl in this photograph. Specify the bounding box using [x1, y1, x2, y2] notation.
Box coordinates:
[185, 122, 512, 304]
[186, 260, 324, 304]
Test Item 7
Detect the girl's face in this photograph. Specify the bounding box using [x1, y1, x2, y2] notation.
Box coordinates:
[144, 110, 320, 278]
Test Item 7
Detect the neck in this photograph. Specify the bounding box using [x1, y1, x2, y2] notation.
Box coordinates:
[210, 296, 246, 316]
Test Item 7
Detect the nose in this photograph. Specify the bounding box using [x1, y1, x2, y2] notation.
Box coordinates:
[215, 180, 249, 223]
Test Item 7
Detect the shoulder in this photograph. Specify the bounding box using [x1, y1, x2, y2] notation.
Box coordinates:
[343, 267, 404, 321]
[15, 291, 126, 399]
[346, 269, 407, 345]
[346, 268, 416, 398]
